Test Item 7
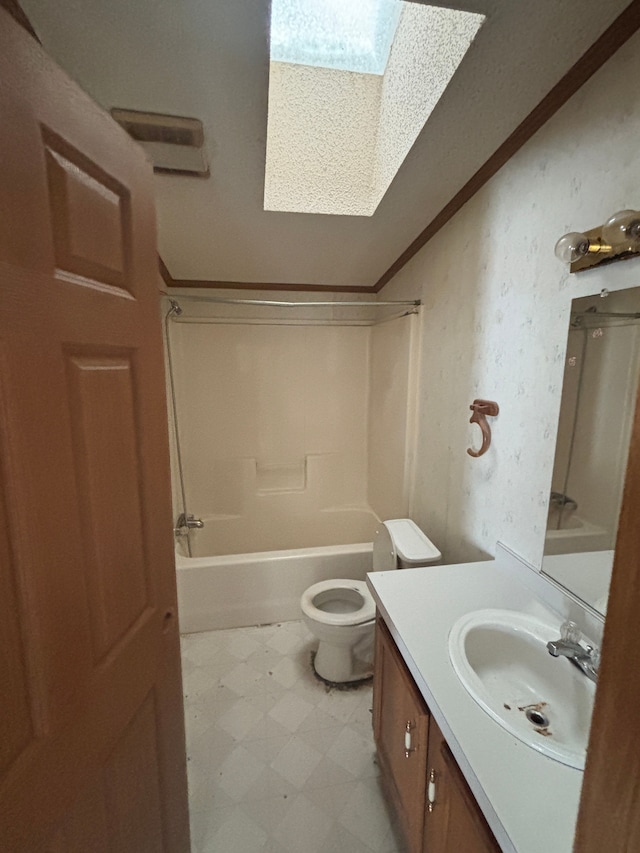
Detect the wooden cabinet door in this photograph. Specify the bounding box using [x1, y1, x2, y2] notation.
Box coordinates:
[423, 720, 500, 853]
[0, 10, 189, 852]
[373, 618, 430, 853]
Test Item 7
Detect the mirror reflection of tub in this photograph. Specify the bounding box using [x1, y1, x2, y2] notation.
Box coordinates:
[545, 504, 610, 555]
[542, 286, 640, 614]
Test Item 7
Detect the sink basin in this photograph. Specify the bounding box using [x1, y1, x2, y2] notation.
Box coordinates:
[448, 609, 595, 769]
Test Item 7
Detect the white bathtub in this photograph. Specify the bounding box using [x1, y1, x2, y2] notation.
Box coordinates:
[176, 509, 379, 633]
[544, 513, 611, 555]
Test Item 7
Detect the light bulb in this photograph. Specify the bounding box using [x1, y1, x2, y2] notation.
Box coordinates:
[602, 209, 640, 245]
[554, 232, 590, 264]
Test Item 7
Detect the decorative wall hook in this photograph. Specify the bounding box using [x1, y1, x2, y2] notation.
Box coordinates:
[467, 399, 499, 458]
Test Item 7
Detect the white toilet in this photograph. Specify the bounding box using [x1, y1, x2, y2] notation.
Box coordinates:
[300, 519, 441, 683]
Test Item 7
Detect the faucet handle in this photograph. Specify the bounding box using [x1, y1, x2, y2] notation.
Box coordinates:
[561, 621, 582, 644]
[587, 645, 601, 671]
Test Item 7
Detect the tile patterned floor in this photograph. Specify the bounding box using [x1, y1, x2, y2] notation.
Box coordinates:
[181, 620, 404, 853]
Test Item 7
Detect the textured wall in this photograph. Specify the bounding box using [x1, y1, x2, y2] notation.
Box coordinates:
[380, 31, 640, 568]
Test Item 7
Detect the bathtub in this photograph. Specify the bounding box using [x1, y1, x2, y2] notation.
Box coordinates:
[175, 509, 380, 633]
[544, 513, 612, 555]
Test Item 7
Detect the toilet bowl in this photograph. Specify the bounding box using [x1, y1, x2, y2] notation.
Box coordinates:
[301, 519, 440, 683]
[301, 580, 376, 683]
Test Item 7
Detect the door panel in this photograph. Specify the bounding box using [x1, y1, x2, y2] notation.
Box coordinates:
[42, 126, 134, 295]
[65, 349, 150, 660]
[0, 9, 189, 852]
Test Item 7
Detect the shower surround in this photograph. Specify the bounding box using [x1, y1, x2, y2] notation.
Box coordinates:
[166, 297, 417, 630]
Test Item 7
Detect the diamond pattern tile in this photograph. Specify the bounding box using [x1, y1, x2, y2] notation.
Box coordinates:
[272, 793, 333, 853]
[182, 621, 404, 853]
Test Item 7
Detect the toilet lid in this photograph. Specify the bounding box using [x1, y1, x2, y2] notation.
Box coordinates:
[300, 579, 376, 626]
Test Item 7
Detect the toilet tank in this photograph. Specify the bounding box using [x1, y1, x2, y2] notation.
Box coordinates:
[372, 518, 441, 571]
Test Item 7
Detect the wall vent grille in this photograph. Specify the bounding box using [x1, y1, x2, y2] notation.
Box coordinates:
[111, 108, 209, 177]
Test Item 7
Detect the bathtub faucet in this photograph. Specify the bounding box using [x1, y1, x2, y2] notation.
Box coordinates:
[549, 491, 578, 511]
[174, 513, 204, 535]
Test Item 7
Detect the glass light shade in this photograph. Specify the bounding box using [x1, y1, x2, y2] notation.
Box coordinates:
[554, 232, 590, 264]
[602, 209, 640, 245]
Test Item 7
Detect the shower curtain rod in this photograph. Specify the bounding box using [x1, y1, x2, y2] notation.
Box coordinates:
[169, 311, 417, 327]
[573, 310, 640, 320]
[159, 290, 420, 309]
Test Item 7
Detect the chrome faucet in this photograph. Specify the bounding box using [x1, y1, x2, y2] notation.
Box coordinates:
[546, 621, 599, 683]
[549, 491, 578, 511]
[174, 513, 204, 535]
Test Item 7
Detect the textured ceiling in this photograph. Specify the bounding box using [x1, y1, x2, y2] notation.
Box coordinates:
[21, 0, 633, 288]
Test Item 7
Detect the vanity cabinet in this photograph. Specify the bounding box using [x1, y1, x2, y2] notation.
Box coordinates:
[423, 721, 501, 853]
[373, 617, 430, 852]
[373, 618, 500, 853]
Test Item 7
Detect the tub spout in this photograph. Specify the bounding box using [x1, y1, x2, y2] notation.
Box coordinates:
[174, 513, 204, 535]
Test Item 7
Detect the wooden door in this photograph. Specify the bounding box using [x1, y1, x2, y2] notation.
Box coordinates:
[373, 618, 430, 853]
[0, 10, 189, 852]
[423, 719, 500, 853]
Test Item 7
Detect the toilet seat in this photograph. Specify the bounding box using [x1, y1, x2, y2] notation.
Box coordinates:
[300, 579, 376, 627]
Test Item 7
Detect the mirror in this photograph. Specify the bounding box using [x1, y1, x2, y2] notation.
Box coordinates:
[542, 285, 640, 615]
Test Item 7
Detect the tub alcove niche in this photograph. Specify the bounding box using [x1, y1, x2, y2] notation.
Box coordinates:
[163, 293, 421, 632]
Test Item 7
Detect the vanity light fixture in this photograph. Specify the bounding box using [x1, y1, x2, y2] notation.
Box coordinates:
[555, 208, 640, 273]
[554, 232, 611, 264]
[602, 209, 640, 244]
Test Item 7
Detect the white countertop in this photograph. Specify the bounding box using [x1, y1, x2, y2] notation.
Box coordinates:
[367, 549, 585, 853]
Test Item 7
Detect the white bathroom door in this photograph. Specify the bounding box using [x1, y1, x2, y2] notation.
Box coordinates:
[0, 9, 189, 851]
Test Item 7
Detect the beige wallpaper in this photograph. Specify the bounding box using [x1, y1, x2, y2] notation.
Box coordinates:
[380, 31, 640, 567]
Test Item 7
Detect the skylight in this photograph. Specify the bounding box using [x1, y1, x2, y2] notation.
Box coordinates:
[265, 2, 486, 216]
[270, 0, 402, 76]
